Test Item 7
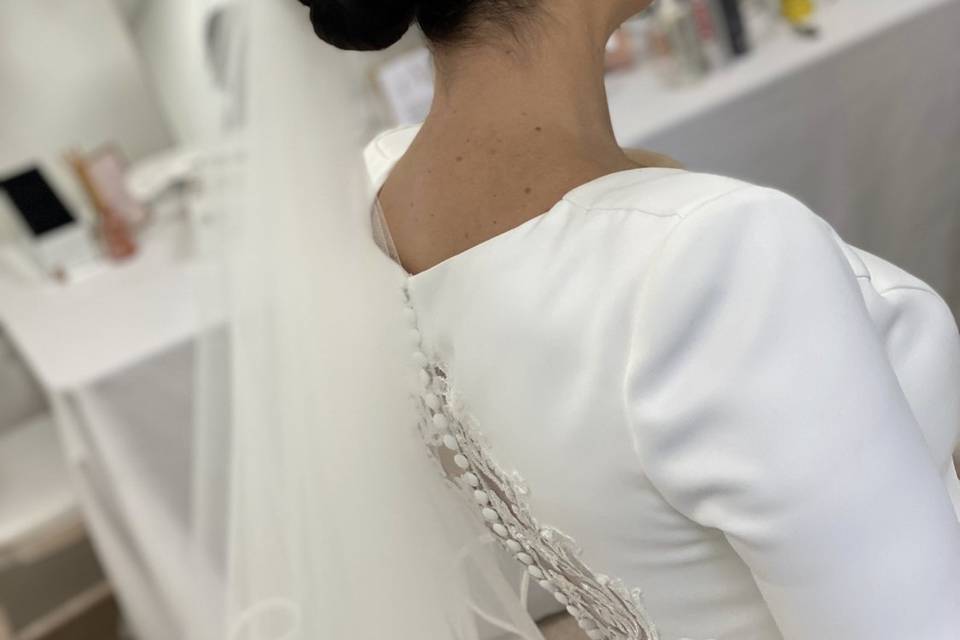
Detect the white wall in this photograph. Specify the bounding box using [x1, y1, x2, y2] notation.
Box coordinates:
[0, 0, 174, 242]
[130, 0, 227, 145]
[127, 0, 421, 145]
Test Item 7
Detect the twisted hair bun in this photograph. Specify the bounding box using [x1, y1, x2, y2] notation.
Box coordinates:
[298, 0, 417, 51]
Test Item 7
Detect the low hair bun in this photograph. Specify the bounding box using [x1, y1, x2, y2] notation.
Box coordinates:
[298, 0, 417, 51]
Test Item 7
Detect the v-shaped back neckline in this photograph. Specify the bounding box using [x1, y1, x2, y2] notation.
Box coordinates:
[371, 166, 665, 281]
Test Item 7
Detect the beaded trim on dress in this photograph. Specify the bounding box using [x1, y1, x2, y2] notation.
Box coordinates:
[410, 350, 659, 639]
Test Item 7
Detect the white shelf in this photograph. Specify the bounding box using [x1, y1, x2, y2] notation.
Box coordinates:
[0, 413, 80, 563]
[608, 0, 957, 143]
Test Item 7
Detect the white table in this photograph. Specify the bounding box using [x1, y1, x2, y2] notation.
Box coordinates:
[0, 221, 224, 640]
[0, 224, 219, 393]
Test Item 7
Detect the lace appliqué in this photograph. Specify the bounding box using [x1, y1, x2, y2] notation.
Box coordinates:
[403, 289, 660, 640]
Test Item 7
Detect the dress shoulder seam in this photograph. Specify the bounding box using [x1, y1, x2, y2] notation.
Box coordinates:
[561, 181, 756, 221]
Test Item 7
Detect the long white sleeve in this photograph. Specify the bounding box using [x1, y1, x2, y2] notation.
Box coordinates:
[625, 187, 960, 639]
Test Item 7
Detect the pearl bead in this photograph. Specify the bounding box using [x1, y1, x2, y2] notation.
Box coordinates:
[418, 369, 431, 386]
[463, 472, 479, 487]
[473, 490, 489, 504]
[516, 552, 533, 565]
[433, 413, 449, 430]
[412, 351, 428, 368]
[586, 630, 603, 640]
[505, 539, 522, 553]
[527, 566, 544, 579]
[482, 508, 499, 522]
[492, 523, 509, 538]
[453, 454, 469, 469]
[578, 618, 597, 631]
[553, 592, 568, 605]
[423, 393, 440, 411]
[566, 606, 581, 617]
[442, 434, 458, 451]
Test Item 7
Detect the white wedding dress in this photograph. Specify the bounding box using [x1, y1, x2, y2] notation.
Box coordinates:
[366, 125, 960, 640]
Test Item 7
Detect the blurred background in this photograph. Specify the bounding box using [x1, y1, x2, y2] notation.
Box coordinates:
[0, 0, 958, 638]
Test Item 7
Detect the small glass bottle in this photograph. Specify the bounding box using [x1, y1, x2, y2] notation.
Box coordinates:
[657, 0, 710, 85]
[781, 0, 818, 36]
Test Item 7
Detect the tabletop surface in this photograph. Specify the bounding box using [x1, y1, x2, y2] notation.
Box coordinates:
[608, 0, 957, 144]
[0, 221, 224, 392]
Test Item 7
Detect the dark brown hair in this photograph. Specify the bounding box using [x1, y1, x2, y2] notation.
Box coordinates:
[298, 0, 540, 51]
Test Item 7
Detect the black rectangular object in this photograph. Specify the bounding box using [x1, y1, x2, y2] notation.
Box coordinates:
[0, 167, 76, 237]
[717, 0, 750, 57]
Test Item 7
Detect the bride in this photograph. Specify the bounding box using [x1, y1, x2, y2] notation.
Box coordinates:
[225, 1, 960, 639]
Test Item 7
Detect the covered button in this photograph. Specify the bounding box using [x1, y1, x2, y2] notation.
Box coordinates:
[423, 393, 441, 411]
[442, 434, 458, 451]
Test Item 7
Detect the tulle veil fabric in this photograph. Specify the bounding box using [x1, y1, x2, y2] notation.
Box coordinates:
[190, 2, 547, 639]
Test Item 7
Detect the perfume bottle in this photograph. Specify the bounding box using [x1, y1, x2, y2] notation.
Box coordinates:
[781, 0, 818, 36]
[715, 0, 751, 57]
[656, 0, 710, 84]
[689, 0, 729, 69]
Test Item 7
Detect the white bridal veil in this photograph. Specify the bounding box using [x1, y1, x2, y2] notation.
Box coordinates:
[191, 2, 547, 639]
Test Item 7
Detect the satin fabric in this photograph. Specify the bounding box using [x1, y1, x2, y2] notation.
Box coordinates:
[366, 126, 960, 640]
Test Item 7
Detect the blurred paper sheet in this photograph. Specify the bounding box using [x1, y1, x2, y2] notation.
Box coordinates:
[376, 48, 435, 127]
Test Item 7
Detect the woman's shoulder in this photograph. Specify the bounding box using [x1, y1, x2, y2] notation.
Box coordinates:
[566, 168, 845, 275]
[582, 171, 957, 358]
[592, 170, 953, 325]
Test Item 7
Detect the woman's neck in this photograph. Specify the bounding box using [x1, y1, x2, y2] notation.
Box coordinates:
[420, 9, 627, 164]
[378, 5, 644, 275]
